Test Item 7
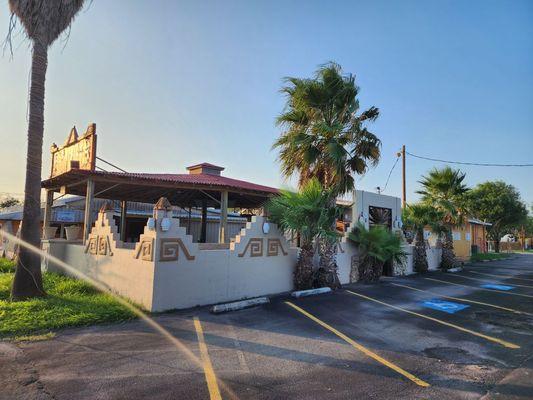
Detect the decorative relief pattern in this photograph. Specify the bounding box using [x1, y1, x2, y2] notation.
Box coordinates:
[267, 238, 288, 256]
[134, 238, 154, 261]
[85, 236, 98, 255]
[85, 235, 113, 256]
[238, 238, 263, 257]
[159, 238, 195, 262]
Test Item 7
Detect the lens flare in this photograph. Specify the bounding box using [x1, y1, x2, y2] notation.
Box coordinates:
[1, 230, 239, 400]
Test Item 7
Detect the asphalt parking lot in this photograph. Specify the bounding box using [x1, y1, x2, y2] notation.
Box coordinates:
[2, 254, 532, 400]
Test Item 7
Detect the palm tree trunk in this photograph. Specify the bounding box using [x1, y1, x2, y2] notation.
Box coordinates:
[440, 228, 456, 270]
[294, 243, 314, 290]
[11, 40, 48, 299]
[317, 239, 341, 288]
[349, 254, 359, 283]
[414, 230, 428, 273]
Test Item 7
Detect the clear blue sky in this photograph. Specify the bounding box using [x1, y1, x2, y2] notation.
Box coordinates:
[1, 0, 532, 206]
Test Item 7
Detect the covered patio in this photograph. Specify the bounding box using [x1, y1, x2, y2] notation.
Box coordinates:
[40, 124, 278, 246]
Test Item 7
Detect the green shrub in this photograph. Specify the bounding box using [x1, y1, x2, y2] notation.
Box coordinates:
[348, 223, 406, 282]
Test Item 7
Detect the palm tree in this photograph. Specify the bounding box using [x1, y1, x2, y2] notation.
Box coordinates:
[273, 62, 381, 288]
[8, 0, 86, 299]
[403, 204, 442, 273]
[266, 179, 339, 290]
[348, 223, 406, 282]
[417, 166, 469, 269]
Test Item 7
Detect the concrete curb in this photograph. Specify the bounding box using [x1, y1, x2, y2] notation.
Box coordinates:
[447, 267, 463, 273]
[211, 297, 270, 314]
[291, 287, 332, 298]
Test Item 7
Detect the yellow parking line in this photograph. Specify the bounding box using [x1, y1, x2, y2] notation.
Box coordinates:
[455, 274, 533, 289]
[424, 277, 533, 299]
[389, 283, 531, 316]
[345, 290, 520, 349]
[468, 270, 533, 283]
[193, 317, 222, 400]
[284, 301, 430, 387]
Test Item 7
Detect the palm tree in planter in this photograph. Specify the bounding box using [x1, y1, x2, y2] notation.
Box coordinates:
[266, 179, 339, 290]
[403, 204, 442, 273]
[8, 0, 86, 298]
[348, 224, 407, 282]
[273, 62, 381, 288]
[417, 167, 469, 270]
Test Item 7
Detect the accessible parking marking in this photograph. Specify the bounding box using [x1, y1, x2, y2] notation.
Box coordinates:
[193, 317, 223, 400]
[468, 270, 533, 283]
[424, 277, 533, 299]
[345, 290, 520, 349]
[421, 299, 469, 314]
[481, 284, 515, 291]
[390, 283, 531, 316]
[284, 301, 430, 387]
[453, 274, 533, 289]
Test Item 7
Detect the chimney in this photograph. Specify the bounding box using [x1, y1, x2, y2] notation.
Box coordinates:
[186, 163, 224, 176]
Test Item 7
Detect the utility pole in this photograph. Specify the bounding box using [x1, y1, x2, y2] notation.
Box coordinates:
[396, 146, 406, 207]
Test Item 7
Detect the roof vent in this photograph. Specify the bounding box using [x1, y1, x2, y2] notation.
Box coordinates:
[186, 162, 224, 176]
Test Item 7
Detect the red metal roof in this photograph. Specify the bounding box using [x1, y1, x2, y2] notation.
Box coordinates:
[42, 169, 279, 195]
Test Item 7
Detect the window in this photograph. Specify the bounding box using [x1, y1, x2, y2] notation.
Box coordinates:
[452, 231, 461, 241]
[368, 206, 392, 231]
[465, 232, 471, 241]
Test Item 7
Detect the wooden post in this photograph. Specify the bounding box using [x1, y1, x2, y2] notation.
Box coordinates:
[401, 145, 406, 208]
[42, 190, 54, 238]
[200, 200, 207, 243]
[120, 200, 128, 242]
[219, 190, 228, 243]
[83, 180, 95, 244]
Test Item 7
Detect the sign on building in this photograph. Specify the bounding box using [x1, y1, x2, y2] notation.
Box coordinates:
[50, 124, 97, 178]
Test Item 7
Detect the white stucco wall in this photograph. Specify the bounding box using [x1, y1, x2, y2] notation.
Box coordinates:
[43, 209, 297, 312]
[43, 211, 156, 310]
[352, 190, 402, 231]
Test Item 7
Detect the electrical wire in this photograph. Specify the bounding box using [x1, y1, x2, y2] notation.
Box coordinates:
[406, 151, 533, 167]
[381, 155, 401, 193]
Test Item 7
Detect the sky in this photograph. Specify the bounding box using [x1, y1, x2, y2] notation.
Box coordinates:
[0, 0, 532, 207]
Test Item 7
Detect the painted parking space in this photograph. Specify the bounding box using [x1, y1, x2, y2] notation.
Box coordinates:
[421, 299, 470, 314]
[424, 277, 533, 298]
[284, 301, 430, 387]
[345, 289, 520, 349]
[390, 282, 531, 315]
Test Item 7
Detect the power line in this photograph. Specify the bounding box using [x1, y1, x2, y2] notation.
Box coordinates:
[381, 154, 401, 193]
[406, 151, 533, 167]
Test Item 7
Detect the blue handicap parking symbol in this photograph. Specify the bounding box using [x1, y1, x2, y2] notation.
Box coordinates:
[481, 284, 515, 291]
[421, 299, 470, 314]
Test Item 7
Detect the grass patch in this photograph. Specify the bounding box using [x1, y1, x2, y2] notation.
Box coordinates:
[0, 263, 136, 338]
[0, 258, 15, 273]
[470, 252, 510, 262]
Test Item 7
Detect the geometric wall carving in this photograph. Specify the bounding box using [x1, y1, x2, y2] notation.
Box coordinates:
[134, 238, 154, 261]
[84, 235, 113, 256]
[159, 238, 195, 262]
[238, 238, 264, 257]
[266, 238, 288, 257]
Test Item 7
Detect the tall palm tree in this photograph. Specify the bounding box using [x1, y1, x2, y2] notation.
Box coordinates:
[9, 0, 86, 299]
[416, 166, 469, 269]
[403, 203, 442, 273]
[266, 179, 339, 290]
[273, 62, 381, 287]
